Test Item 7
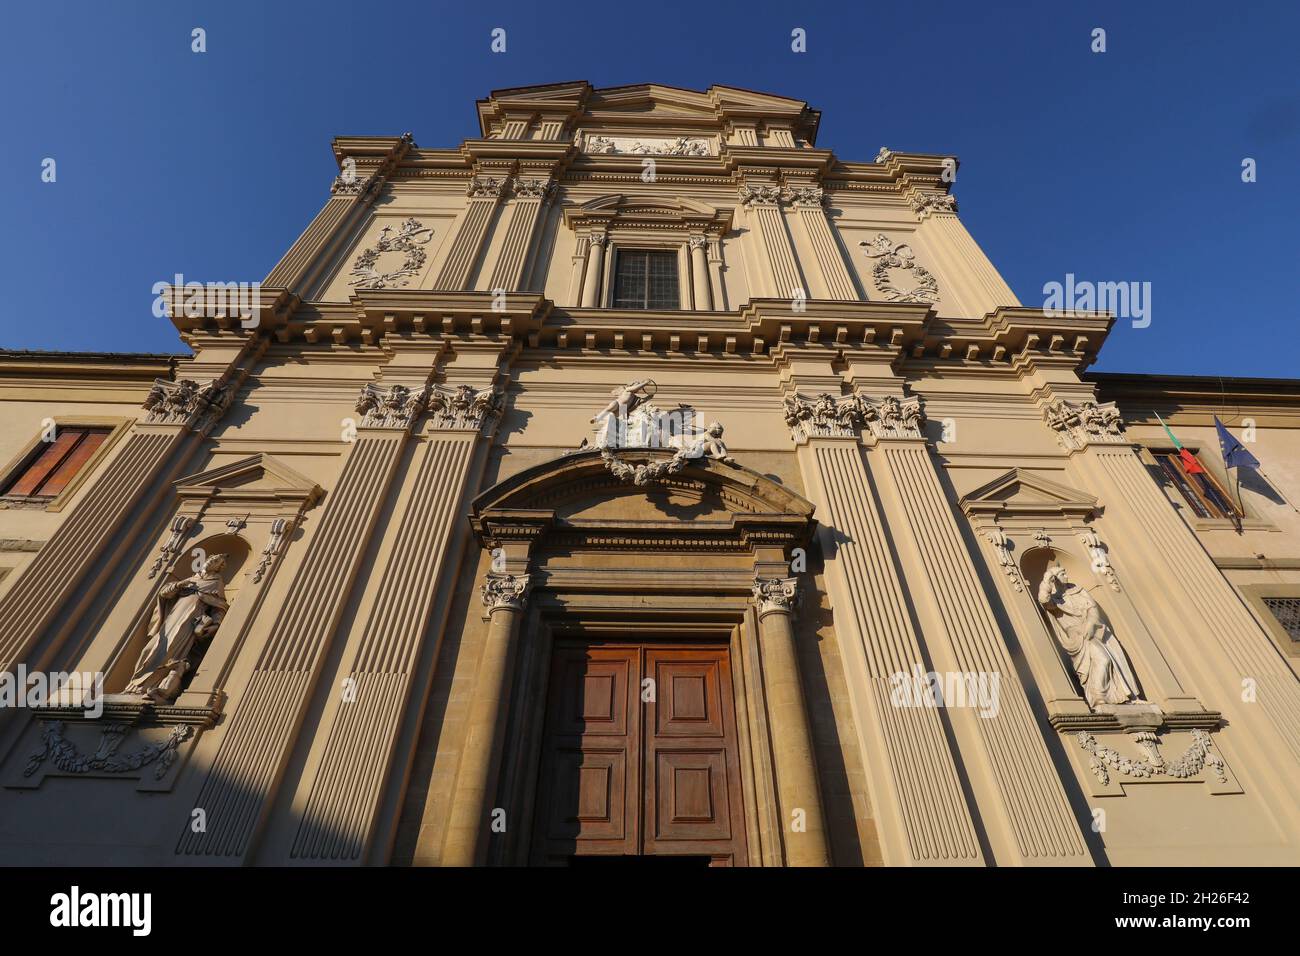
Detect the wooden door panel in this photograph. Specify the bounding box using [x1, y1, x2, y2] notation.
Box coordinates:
[533, 641, 747, 866]
[652, 750, 734, 840]
[532, 644, 640, 863]
[643, 648, 748, 865]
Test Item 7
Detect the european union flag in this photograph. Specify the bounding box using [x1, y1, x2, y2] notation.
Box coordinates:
[1214, 416, 1260, 469]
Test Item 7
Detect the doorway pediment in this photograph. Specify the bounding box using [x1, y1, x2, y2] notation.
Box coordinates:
[471, 450, 814, 552]
[959, 467, 1098, 520]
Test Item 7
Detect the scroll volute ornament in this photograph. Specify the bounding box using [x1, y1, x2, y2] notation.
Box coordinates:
[753, 577, 800, 616]
[481, 572, 531, 612]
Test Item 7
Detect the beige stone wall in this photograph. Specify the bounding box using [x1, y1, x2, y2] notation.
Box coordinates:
[1, 83, 1298, 866]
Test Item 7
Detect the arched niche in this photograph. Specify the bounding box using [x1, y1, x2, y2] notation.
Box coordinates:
[105, 532, 251, 697]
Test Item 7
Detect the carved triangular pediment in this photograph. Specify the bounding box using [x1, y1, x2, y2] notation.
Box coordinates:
[960, 468, 1098, 519]
[174, 453, 323, 507]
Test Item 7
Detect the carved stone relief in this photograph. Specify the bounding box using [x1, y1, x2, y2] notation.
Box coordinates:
[348, 218, 434, 290]
[858, 234, 940, 303]
[585, 380, 738, 486]
[581, 134, 712, 157]
[1077, 729, 1226, 786]
[24, 721, 191, 781]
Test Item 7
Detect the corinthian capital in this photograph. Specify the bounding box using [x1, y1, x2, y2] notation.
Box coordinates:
[512, 177, 556, 200]
[782, 392, 864, 442]
[860, 394, 927, 440]
[909, 192, 957, 219]
[786, 185, 825, 207]
[753, 577, 800, 616]
[1043, 398, 1127, 451]
[427, 384, 504, 433]
[738, 184, 785, 207]
[481, 572, 531, 612]
[354, 382, 430, 431]
[142, 377, 234, 435]
[467, 176, 507, 199]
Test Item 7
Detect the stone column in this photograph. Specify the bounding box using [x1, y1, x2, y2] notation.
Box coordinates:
[752, 577, 830, 866]
[580, 232, 606, 307]
[442, 571, 531, 866]
[689, 234, 712, 310]
[175, 380, 428, 860]
[433, 174, 508, 291]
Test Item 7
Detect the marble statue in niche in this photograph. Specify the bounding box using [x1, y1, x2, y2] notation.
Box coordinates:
[1037, 563, 1143, 710]
[124, 553, 229, 703]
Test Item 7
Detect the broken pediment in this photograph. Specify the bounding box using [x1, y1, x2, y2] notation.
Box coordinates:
[960, 468, 1099, 520]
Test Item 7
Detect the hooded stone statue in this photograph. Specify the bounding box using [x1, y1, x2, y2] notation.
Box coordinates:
[1037, 563, 1142, 709]
[125, 553, 229, 703]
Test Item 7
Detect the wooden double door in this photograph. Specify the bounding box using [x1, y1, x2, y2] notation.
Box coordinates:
[531, 640, 748, 866]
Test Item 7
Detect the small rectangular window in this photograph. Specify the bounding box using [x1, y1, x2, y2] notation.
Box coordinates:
[1153, 449, 1239, 519]
[1263, 598, 1300, 644]
[1, 427, 111, 502]
[613, 250, 679, 310]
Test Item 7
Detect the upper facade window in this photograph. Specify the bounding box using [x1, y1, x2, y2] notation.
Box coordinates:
[0, 426, 111, 503]
[612, 250, 680, 310]
[1153, 449, 1240, 519]
[1263, 597, 1300, 644]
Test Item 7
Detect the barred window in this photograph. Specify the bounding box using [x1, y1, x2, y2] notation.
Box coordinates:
[1263, 598, 1300, 644]
[0, 426, 111, 502]
[1153, 450, 1240, 520]
[612, 250, 679, 310]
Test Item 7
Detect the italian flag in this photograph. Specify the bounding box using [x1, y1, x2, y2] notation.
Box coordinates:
[1154, 412, 1205, 474]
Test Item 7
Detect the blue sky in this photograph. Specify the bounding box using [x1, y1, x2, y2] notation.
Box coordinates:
[1, 1, 1296, 377]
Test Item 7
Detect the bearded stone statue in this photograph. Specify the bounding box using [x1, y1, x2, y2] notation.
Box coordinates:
[1037, 563, 1142, 710]
[125, 553, 229, 703]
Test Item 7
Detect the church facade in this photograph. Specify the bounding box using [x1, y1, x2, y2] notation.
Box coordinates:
[2, 82, 1299, 866]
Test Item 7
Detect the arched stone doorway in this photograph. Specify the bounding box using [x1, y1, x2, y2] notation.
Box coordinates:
[441, 449, 830, 866]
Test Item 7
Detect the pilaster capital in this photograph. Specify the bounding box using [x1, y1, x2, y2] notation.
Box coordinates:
[511, 177, 556, 201]
[481, 572, 531, 612]
[427, 383, 504, 434]
[782, 391, 926, 443]
[354, 382, 430, 432]
[467, 175, 509, 199]
[753, 576, 800, 617]
[786, 185, 826, 208]
[737, 183, 785, 207]
[909, 190, 958, 220]
[1042, 398, 1128, 451]
[141, 377, 235, 435]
